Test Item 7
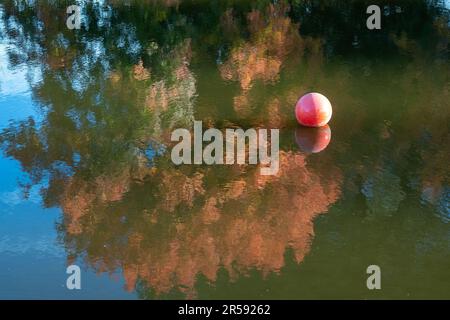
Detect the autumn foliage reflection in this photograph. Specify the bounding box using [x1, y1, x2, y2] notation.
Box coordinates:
[59, 150, 341, 297]
[0, 0, 448, 299]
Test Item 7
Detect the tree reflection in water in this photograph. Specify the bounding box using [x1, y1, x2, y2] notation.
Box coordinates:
[0, 0, 448, 298]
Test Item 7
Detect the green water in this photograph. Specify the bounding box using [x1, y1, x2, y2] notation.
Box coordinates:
[0, 0, 448, 299]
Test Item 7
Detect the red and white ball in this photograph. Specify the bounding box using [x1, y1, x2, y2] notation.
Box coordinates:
[295, 92, 332, 127]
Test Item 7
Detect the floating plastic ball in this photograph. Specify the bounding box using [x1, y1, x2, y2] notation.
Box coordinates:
[295, 92, 332, 127]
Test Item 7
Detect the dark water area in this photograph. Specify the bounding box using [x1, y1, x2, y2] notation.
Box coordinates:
[0, 0, 448, 299]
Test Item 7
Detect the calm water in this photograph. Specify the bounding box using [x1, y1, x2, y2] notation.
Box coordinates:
[0, 1, 448, 299]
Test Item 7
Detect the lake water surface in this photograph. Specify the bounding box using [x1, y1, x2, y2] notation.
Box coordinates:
[0, 0, 448, 299]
